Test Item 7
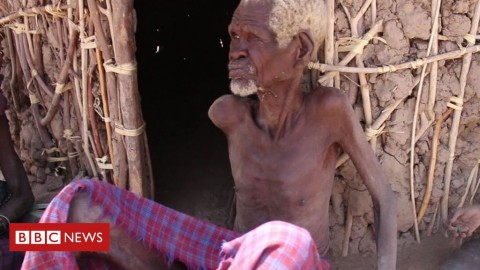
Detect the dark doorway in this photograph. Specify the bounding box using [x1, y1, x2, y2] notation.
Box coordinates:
[134, 1, 239, 226]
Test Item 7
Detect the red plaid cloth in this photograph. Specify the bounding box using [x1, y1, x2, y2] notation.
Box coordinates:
[22, 179, 330, 270]
[217, 221, 330, 270]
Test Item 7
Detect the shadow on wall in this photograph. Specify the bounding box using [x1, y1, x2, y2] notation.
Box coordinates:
[134, 1, 240, 226]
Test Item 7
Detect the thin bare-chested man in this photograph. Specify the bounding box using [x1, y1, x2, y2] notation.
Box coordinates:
[22, 0, 396, 269]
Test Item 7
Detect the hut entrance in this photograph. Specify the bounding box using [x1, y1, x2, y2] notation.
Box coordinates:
[135, 0, 239, 226]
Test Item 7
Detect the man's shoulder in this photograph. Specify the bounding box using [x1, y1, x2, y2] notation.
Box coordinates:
[309, 86, 350, 113]
[208, 94, 250, 130]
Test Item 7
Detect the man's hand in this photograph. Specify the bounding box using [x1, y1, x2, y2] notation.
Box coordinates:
[448, 205, 480, 238]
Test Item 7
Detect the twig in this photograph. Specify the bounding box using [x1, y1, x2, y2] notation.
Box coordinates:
[87, 0, 126, 186]
[20, 34, 54, 98]
[409, 0, 442, 243]
[6, 29, 19, 110]
[353, 0, 374, 149]
[310, 45, 480, 74]
[427, 0, 441, 119]
[14, 33, 53, 149]
[343, 207, 353, 256]
[324, 0, 335, 87]
[40, 30, 79, 126]
[417, 108, 453, 223]
[33, 34, 44, 77]
[458, 161, 479, 208]
[427, 201, 440, 236]
[78, 0, 97, 178]
[96, 48, 116, 185]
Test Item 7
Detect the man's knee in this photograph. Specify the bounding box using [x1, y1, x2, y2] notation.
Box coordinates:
[255, 221, 314, 246]
[68, 191, 103, 223]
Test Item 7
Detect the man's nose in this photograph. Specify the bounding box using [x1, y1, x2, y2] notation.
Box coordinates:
[229, 44, 248, 61]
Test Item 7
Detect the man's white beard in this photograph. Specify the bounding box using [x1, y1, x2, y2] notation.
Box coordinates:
[230, 80, 258, 97]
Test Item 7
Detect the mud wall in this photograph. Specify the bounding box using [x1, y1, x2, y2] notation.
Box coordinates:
[329, 0, 480, 255]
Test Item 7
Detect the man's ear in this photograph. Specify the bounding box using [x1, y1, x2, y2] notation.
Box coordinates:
[296, 32, 314, 64]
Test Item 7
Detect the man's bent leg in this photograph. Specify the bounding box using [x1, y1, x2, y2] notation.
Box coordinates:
[69, 192, 170, 269]
[217, 221, 331, 270]
[21, 179, 240, 270]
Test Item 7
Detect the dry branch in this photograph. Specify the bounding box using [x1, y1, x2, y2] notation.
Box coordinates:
[409, 0, 443, 243]
[417, 108, 453, 223]
[324, 0, 335, 87]
[111, 0, 151, 197]
[40, 30, 78, 126]
[310, 45, 480, 74]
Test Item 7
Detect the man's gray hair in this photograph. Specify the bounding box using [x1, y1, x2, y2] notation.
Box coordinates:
[240, 0, 327, 58]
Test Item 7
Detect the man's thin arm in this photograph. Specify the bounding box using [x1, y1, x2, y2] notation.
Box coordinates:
[335, 96, 397, 270]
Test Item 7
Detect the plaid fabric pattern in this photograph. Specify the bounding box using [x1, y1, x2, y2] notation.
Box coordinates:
[22, 179, 330, 270]
[217, 221, 330, 270]
[22, 179, 240, 270]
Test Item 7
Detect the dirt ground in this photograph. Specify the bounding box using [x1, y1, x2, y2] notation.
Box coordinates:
[331, 233, 456, 270]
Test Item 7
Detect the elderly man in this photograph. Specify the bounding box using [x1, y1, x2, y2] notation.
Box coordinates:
[0, 92, 35, 269]
[23, 0, 396, 269]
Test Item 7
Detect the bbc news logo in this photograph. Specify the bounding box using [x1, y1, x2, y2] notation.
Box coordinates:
[9, 223, 110, 251]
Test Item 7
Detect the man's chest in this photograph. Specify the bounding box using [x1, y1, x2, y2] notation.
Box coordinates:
[226, 124, 336, 182]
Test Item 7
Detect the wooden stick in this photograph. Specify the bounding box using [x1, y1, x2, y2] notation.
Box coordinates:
[62, 90, 79, 177]
[111, 0, 150, 197]
[342, 208, 353, 257]
[144, 131, 155, 199]
[470, 162, 480, 201]
[409, 0, 442, 242]
[96, 48, 116, 185]
[417, 108, 453, 223]
[22, 6, 35, 59]
[56, 19, 65, 66]
[14, 34, 53, 149]
[371, 0, 377, 28]
[33, 34, 44, 77]
[441, 0, 480, 223]
[78, 0, 97, 178]
[427, 200, 440, 236]
[469, 165, 480, 205]
[6, 29, 19, 110]
[428, 0, 441, 119]
[40, 31, 79, 126]
[344, 0, 374, 151]
[324, 0, 335, 87]
[87, 0, 126, 187]
[19, 34, 54, 98]
[311, 44, 480, 74]
[87, 73, 104, 161]
[458, 162, 479, 208]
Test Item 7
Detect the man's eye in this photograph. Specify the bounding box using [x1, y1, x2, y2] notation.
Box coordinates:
[232, 34, 240, 39]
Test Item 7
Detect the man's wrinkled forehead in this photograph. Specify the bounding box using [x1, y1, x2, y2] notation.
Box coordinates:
[229, 1, 272, 30]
